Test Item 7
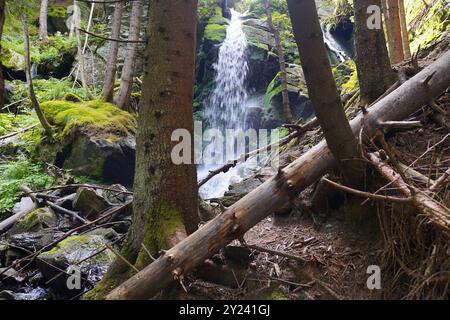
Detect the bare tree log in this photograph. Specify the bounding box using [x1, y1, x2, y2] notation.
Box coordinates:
[106, 50, 450, 300]
[368, 153, 450, 235]
[430, 167, 450, 192]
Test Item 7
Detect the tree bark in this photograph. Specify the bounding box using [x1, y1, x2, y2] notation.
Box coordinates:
[385, 0, 404, 64]
[264, 0, 293, 123]
[287, 0, 364, 186]
[105, 43, 450, 301]
[22, 14, 53, 137]
[102, 2, 124, 102]
[354, 0, 396, 104]
[398, 0, 411, 60]
[116, 0, 143, 110]
[0, 0, 5, 109]
[85, 0, 200, 300]
[39, 0, 49, 41]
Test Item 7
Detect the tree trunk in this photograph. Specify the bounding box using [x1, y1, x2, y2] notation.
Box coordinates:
[85, 0, 200, 300]
[39, 0, 49, 41]
[22, 14, 53, 137]
[287, 0, 364, 186]
[385, 0, 404, 64]
[105, 40, 450, 302]
[102, 2, 124, 102]
[116, 0, 143, 110]
[398, 0, 411, 60]
[264, 0, 293, 123]
[0, 0, 5, 109]
[354, 0, 396, 104]
[74, 1, 93, 100]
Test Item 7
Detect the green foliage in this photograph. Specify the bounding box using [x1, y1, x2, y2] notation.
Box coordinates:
[0, 112, 37, 136]
[1, 33, 76, 70]
[264, 73, 283, 113]
[40, 100, 137, 141]
[8, 78, 87, 102]
[0, 156, 53, 216]
[48, 6, 68, 18]
[322, 0, 353, 30]
[332, 60, 359, 94]
[198, 0, 221, 18]
[406, 0, 450, 53]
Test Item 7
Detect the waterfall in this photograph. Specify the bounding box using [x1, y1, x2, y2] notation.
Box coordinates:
[323, 25, 348, 62]
[203, 9, 249, 131]
[199, 9, 254, 199]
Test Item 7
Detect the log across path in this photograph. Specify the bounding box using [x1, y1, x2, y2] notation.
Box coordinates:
[106, 50, 450, 300]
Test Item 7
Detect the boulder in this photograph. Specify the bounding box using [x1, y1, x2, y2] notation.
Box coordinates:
[36, 228, 118, 293]
[37, 100, 137, 186]
[4, 208, 64, 252]
[73, 187, 110, 220]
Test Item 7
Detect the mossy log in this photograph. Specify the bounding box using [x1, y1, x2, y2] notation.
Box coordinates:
[106, 50, 450, 300]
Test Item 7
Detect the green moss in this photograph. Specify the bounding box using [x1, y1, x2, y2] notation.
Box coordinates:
[204, 6, 227, 43]
[40, 100, 137, 142]
[259, 286, 289, 300]
[204, 23, 227, 43]
[17, 208, 55, 231]
[136, 203, 185, 269]
[63, 92, 83, 103]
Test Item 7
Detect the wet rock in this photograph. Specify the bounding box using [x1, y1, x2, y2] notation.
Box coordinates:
[0, 287, 49, 300]
[0, 268, 26, 286]
[225, 177, 263, 197]
[36, 228, 118, 293]
[102, 184, 132, 204]
[73, 187, 110, 219]
[12, 197, 37, 216]
[4, 208, 63, 252]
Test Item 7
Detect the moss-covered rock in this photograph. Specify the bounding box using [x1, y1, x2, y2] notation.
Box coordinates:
[204, 6, 228, 43]
[37, 100, 137, 186]
[15, 208, 57, 232]
[40, 99, 136, 142]
[37, 229, 118, 293]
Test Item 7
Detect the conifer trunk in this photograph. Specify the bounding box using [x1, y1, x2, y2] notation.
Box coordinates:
[102, 2, 124, 102]
[39, 0, 49, 41]
[287, 0, 364, 185]
[85, 0, 199, 300]
[0, 0, 5, 109]
[116, 0, 143, 110]
[354, 0, 396, 104]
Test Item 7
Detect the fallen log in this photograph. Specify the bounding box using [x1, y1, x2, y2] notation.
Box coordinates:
[106, 50, 450, 300]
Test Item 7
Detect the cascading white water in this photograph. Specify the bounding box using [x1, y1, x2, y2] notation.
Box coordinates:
[199, 9, 255, 199]
[323, 25, 348, 62]
[204, 9, 249, 131]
